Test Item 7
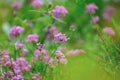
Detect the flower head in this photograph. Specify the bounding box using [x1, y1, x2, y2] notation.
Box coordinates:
[12, 2, 22, 10]
[9, 26, 24, 39]
[26, 34, 39, 42]
[52, 6, 68, 18]
[15, 41, 24, 49]
[103, 27, 115, 36]
[54, 33, 69, 43]
[102, 6, 115, 20]
[32, 73, 41, 80]
[86, 3, 98, 14]
[34, 50, 41, 60]
[91, 16, 99, 24]
[31, 0, 43, 8]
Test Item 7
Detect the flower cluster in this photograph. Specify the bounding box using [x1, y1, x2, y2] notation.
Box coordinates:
[86, 3, 99, 24]
[52, 6, 68, 18]
[103, 27, 115, 36]
[31, 0, 43, 8]
[9, 26, 24, 39]
[85, 3, 98, 14]
[54, 33, 69, 43]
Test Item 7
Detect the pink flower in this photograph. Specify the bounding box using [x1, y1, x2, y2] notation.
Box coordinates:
[31, 0, 43, 8]
[12, 2, 22, 10]
[10, 26, 24, 39]
[103, 27, 115, 36]
[15, 41, 24, 49]
[56, 50, 65, 59]
[21, 49, 28, 57]
[26, 34, 39, 42]
[86, 3, 98, 14]
[16, 58, 28, 69]
[43, 55, 50, 62]
[32, 73, 41, 80]
[59, 58, 67, 64]
[91, 16, 99, 24]
[41, 49, 48, 56]
[36, 43, 44, 50]
[52, 6, 68, 18]
[45, 26, 59, 41]
[1, 50, 9, 56]
[12, 75, 23, 80]
[102, 6, 115, 20]
[26, 21, 33, 27]
[55, 50, 67, 64]
[54, 33, 69, 43]
[34, 50, 41, 60]
[66, 49, 85, 57]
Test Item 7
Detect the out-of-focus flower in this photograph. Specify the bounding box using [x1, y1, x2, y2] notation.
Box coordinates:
[41, 49, 48, 56]
[36, 43, 44, 50]
[12, 2, 22, 10]
[59, 58, 67, 64]
[15, 41, 24, 49]
[91, 16, 99, 24]
[34, 50, 41, 60]
[45, 26, 59, 41]
[1, 50, 9, 56]
[55, 50, 67, 64]
[26, 34, 39, 42]
[52, 6, 68, 18]
[102, 6, 115, 20]
[16, 58, 28, 69]
[26, 21, 33, 27]
[21, 49, 28, 57]
[32, 73, 41, 80]
[56, 50, 65, 59]
[9, 26, 24, 39]
[43, 55, 50, 62]
[31, 0, 43, 8]
[54, 33, 69, 43]
[86, 3, 98, 14]
[12, 75, 23, 80]
[66, 49, 85, 57]
[103, 27, 115, 36]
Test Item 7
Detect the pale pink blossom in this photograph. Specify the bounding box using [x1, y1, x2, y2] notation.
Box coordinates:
[103, 27, 115, 36]
[26, 34, 39, 42]
[31, 0, 43, 8]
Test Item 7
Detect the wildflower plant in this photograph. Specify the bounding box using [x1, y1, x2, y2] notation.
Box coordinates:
[0, 0, 69, 80]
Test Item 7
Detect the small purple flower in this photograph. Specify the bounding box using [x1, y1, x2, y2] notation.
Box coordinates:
[26, 34, 39, 42]
[54, 33, 69, 43]
[86, 3, 98, 14]
[9, 26, 24, 39]
[21, 49, 28, 57]
[34, 50, 41, 60]
[91, 16, 99, 24]
[1, 50, 9, 56]
[26, 21, 33, 27]
[31, 0, 43, 8]
[15, 41, 24, 49]
[12, 75, 23, 80]
[32, 73, 41, 80]
[102, 6, 115, 20]
[45, 26, 59, 41]
[103, 27, 115, 36]
[12, 2, 22, 10]
[43, 55, 50, 62]
[52, 6, 68, 18]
